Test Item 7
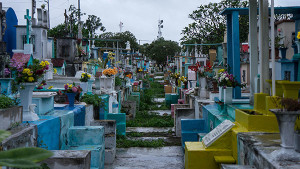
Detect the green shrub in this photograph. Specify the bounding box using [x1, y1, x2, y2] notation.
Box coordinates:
[115, 76, 122, 86]
[80, 94, 104, 107]
[0, 95, 17, 109]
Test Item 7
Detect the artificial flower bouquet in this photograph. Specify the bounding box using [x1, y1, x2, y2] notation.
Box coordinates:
[103, 67, 118, 77]
[80, 73, 91, 82]
[7, 59, 50, 84]
[170, 72, 180, 79]
[64, 82, 82, 93]
[215, 69, 244, 88]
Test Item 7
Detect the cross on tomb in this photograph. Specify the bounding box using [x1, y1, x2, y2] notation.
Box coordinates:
[24, 9, 32, 44]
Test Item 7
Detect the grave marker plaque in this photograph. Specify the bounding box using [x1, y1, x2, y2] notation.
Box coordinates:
[202, 120, 235, 148]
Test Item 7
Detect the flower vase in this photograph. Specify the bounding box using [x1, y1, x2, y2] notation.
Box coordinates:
[279, 47, 288, 60]
[219, 86, 224, 101]
[200, 77, 207, 99]
[269, 109, 300, 148]
[19, 83, 37, 121]
[66, 93, 76, 107]
[80, 82, 88, 95]
[296, 41, 300, 54]
[224, 87, 233, 104]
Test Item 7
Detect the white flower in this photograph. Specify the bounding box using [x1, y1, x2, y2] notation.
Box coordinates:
[225, 77, 229, 80]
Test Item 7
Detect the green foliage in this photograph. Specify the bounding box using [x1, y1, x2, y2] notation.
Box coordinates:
[0, 147, 53, 168]
[181, 0, 249, 53]
[48, 5, 104, 39]
[0, 95, 17, 109]
[80, 94, 104, 108]
[116, 135, 165, 148]
[84, 15, 106, 38]
[96, 31, 139, 51]
[141, 38, 180, 65]
[0, 130, 10, 142]
[115, 76, 122, 86]
[127, 111, 173, 127]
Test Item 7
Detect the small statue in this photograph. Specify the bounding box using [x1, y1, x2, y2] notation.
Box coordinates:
[29, 104, 39, 121]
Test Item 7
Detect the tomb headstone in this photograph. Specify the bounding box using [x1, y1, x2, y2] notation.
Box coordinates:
[202, 120, 235, 148]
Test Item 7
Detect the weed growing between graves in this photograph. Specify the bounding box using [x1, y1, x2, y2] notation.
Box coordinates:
[126, 111, 173, 127]
[139, 81, 166, 111]
[116, 135, 165, 148]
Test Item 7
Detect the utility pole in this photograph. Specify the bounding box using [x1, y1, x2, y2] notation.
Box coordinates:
[78, 0, 82, 39]
[47, 0, 50, 28]
[32, 0, 36, 25]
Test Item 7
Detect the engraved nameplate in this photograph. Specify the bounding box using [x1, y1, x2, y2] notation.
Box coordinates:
[202, 120, 235, 148]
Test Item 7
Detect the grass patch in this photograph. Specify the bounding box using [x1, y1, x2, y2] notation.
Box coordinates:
[127, 131, 173, 137]
[127, 111, 173, 127]
[126, 132, 143, 137]
[117, 135, 165, 148]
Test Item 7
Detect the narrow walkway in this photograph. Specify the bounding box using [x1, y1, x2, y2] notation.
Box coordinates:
[105, 72, 184, 169]
[105, 147, 184, 169]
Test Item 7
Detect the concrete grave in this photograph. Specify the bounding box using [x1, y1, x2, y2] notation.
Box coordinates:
[1, 124, 37, 150]
[90, 120, 116, 164]
[121, 100, 136, 120]
[0, 106, 22, 130]
[175, 107, 195, 137]
[42, 150, 91, 169]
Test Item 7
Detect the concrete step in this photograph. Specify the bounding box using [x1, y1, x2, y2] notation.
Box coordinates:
[127, 127, 174, 133]
[150, 110, 171, 116]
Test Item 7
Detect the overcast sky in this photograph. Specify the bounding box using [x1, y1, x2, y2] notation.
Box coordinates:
[2, 0, 300, 44]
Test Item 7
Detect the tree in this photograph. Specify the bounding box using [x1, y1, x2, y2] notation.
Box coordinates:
[84, 15, 106, 38]
[48, 5, 105, 39]
[95, 31, 139, 51]
[181, 0, 249, 53]
[143, 38, 181, 65]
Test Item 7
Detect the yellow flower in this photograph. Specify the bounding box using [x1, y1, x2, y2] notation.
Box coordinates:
[53, 68, 57, 74]
[297, 31, 300, 40]
[48, 86, 53, 89]
[81, 74, 84, 78]
[27, 72, 33, 76]
[219, 69, 225, 73]
[40, 61, 46, 67]
[28, 77, 34, 82]
[69, 84, 73, 88]
[23, 68, 30, 74]
[45, 61, 50, 65]
[88, 75, 91, 78]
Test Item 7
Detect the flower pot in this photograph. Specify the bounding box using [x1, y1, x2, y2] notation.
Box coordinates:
[80, 82, 88, 94]
[219, 86, 224, 101]
[66, 93, 76, 107]
[19, 83, 38, 121]
[224, 87, 233, 104]
[279, 47, 288, 60]
[295, 132, 300, 152]
[269, 109, 300, 148]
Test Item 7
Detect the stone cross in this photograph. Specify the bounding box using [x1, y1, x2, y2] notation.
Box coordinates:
[0, 2, 7, 42]
[24, 9, 32, 44]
